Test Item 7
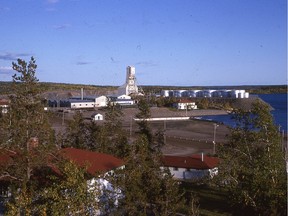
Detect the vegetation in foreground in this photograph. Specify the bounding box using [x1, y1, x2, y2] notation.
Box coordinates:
[0, 57, 286, 215]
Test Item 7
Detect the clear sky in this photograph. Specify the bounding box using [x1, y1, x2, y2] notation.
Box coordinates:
[0, 0, 287, 86]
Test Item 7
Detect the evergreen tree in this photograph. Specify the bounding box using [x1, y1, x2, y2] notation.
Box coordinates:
[216, 100, 287, 215]
[39, 160, 100, 215]
[62, 111, 89, 149]
[135, 98, 153, 143]
[109, 99, 184, 215]
[99, 102, 129, 158]
[113, 135, 183, 215]
[0, 57, 55, 214]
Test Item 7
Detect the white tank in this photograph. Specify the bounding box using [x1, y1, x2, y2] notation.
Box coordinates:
[161, 90, 170, 97]
[244, 92, 249, 98]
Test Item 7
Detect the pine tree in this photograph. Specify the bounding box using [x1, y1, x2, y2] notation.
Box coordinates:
[103, 103, 129, 157]
[109, 100, 184, 215]
[62, 111, 89, 149]
[216, 100, 287, 215]
[39, 160, 100, 215]
[0, 57, 55, 214]
[112, 135, 183, 215]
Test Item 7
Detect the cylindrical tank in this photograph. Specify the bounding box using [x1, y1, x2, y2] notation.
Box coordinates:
[161, 90, 170, 97]
[244, 92, 249, 98]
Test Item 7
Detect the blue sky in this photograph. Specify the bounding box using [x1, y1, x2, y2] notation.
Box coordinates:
[0, 0, 286, 86]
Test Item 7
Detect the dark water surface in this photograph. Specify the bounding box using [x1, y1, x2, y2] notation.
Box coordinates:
[200, 94, 287, 132]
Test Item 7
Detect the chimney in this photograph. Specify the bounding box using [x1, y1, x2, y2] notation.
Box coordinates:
[81, 88, 84, 100]
[201, 152, 204, 162]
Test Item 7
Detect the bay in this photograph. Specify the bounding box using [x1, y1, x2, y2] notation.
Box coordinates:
[199, 93, 287, 132]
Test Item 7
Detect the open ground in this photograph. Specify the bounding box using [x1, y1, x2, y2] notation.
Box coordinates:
[49, 107, 231, 156]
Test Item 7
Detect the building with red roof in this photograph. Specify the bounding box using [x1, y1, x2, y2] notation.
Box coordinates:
[161, 154, 219, 180]
[0, 147, 124, 203]
[0, 99, 9, 114]
[59, 147, 124, 175]
[173, 99, 197, 110]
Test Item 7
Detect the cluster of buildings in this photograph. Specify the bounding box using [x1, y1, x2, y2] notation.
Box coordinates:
[49, 66, 141, 110]
[46, 66, 250, 112]
[161, 89, 250, 98]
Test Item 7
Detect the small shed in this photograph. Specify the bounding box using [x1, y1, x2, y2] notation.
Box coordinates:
[91, 113, 104, 121]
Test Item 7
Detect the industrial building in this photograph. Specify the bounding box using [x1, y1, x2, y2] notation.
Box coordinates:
[118, 66, 141, 96]
[161, 89, 249, 99]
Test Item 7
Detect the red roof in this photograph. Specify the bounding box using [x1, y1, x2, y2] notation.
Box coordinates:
[176, 99, 194, 103]
[162, 154, 219, 170]
[0, 99, 9, 105]
[60, 148, 124, 175]
[0, 147, 124, 178]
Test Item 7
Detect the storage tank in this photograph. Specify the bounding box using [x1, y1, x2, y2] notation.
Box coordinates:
[180, 90, 188, 97]
[244, 92, 249, 98]
[161, 90, 170, 97]
[174, 90, 182, 97]
[188, 90, 197, 98]
[196, 91, 204, 98]
[231, 90, 238, 98]
[238, 90, 245, 98]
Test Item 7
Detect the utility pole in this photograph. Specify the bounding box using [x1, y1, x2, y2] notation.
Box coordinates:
[130, 116, 133, 137]
[213, 123, 219, 155]
[164, 120, 166, 145]
[62, 110, 65, 126]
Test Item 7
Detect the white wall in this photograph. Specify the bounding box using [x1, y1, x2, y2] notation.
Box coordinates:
[70, 101, 95, 109]
[95, 96, 107, 107]
[164, 167, 217, 180]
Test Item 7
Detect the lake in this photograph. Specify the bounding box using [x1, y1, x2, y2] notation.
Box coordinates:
[199, 93, 287, 132]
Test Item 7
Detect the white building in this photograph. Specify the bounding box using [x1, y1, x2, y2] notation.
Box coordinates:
[161, 154, 219, 180]
[161, 89, 249, 99]
[173, 99, 197, 110]
[91, 113, 104, 121]
[94, 96, 108, 107]
[69, 100, 95, 109]
[0, 99, 9, 114]
[108, 94, 135, 106]
[67, 95, 108, 109]
[118, 66, 139, 96]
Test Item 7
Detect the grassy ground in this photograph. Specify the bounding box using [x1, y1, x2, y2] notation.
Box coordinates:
[180, 182, 233, 216]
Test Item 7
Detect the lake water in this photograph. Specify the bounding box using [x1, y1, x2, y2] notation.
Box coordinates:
[199, 93, 287, 132]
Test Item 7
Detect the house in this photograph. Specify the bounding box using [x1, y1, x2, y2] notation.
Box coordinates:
[0, 147, 125, 214]
[161, 154, 219, 180]
[0, 99, 9, 114]
[59, 148, 124, 175]
[91, 113, 104, 121]
[173, 99, 197, 110]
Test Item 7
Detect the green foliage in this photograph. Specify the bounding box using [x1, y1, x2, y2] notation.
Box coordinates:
[40, 160, 100, 215]
[0, 57, 55, 215]
[197, 98, 209, 109]
[135, 98, 153, 143]
[216, 100, 287, 215]
[1, 57, 55, 149]
[102, 103, 129, 158]
[112, 135, 184, 215]
[62, 111, 89, 149]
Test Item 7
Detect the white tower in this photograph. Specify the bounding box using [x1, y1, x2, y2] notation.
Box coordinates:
[118, 66, 139, 96]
